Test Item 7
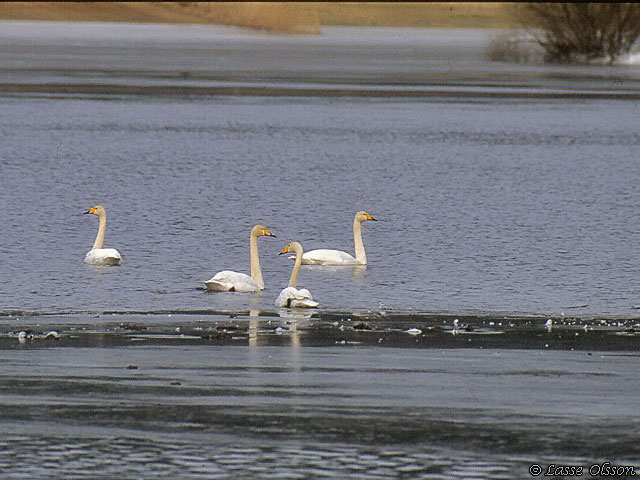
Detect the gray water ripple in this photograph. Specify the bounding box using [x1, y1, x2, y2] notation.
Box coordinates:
[14, 117, 640, 147]
[0, 435, 530, 480]
[3, 93, 640, 316]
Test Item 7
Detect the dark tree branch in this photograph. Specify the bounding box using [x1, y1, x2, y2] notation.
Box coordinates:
[517, 3, 640, 63]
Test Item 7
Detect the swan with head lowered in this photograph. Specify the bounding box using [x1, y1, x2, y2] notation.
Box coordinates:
[297, 211, 376, 265]
[204, 225, 275, 292]
[276, 241, 319, 308]
[83, 205, 122, 266]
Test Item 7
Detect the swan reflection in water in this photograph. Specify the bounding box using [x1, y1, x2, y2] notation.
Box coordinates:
[248, 309, 308, 350]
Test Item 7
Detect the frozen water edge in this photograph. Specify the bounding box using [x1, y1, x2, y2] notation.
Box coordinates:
[0, 310, 638, 351]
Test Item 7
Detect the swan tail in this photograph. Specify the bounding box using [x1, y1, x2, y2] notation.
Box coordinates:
[204, 280, 233, 292]
[290, 298, 319, 308]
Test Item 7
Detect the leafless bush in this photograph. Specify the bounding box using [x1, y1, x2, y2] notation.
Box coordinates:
[514, 3, 640, 64]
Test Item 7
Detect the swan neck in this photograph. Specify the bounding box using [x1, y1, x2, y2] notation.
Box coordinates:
[289, 250, 302, 287]
[249, 231, 264, 288]
[93, 212, 107, 249]
[353, 217, 366, 264]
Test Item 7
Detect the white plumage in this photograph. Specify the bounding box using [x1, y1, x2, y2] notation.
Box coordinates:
[83, 205, 122, 266]
[84, 248, 122, 266]
[275, 286, 318, 308]
[298, 211, 376, 265]
[300, 249, 359, 265]
[276, 241, 318, 308]
[205, 270, 262, 292]
[204, 225, 275, 292]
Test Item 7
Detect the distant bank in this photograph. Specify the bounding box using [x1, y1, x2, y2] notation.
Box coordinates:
[0, 2, 519, 33]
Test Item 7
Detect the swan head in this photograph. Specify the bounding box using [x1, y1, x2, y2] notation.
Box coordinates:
[356, 211, 376, 222]
[279, 241, 303, 256]
[252, 224, 276, 238]
[84, 205, 106, 216]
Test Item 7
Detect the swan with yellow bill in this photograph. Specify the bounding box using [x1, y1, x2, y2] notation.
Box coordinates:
[276, 241, 318, 308]
[298, 211, 376, 265]
[83, 205, 122, 266]
[204, 225, 275, 292]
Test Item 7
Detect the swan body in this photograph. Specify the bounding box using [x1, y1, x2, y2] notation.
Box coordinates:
[275, 286, 318, 308]
[276, 241, 318, 308]
[205, 271, 262, 293]
[299, 211, 376, 265]
[85, 248, 122, 266]
[299, 249, 359, 265]
[204, 225, 275, 292]
[83, 206, 122, 266]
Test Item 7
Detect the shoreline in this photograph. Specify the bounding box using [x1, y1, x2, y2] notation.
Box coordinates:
[1, 311, 639, 351]
[0, 2, 520, 32]
[2, 21, 639, 98]
[2, 83, 640, 100]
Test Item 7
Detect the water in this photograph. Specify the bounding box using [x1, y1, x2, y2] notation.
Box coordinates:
[1, 21, 640, 479]
[2, 91, 640, 317]
[0, 344, 639, 479]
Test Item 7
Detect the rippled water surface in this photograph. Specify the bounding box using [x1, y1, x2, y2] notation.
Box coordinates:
[0, 344, 638, 479]
[2, 94, 640, 316]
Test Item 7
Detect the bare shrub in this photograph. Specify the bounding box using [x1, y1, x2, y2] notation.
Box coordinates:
[514, 3, 640, 64]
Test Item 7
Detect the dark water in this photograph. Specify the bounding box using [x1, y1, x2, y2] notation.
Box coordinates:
[1, 21, 640, 478]
[1, 332, 639, 479]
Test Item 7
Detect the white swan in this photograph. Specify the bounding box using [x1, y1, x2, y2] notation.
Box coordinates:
[298, 211, 376, 265]
[83, 205, 122, 266]
[204, 225, 275, 292]
[276, 241, 319, 308]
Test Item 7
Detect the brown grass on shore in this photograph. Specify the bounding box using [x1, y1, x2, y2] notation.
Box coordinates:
[316, 3, 517, 29]
[0, 2, 518, 33]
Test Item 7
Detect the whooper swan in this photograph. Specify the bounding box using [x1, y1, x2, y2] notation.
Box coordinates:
[83, 206, 122, 266]
[299, 211, 376, 265]
[276, 241, 319, 308]
[204, 225, 275, 292]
